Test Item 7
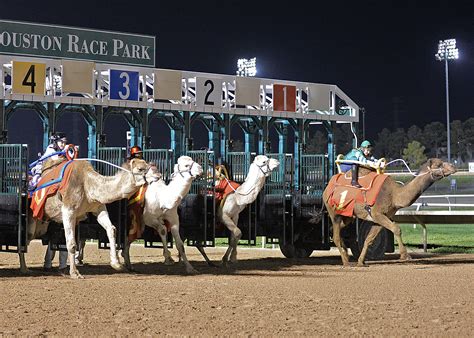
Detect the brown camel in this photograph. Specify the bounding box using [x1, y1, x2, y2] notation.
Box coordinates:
[20, 158, 149, 278]
[311, 158, 456, 266]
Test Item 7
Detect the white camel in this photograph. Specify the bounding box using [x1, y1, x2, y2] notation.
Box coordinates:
[122, 155, 203, 273]
[201, 155, 280, 266]
[21, 158, 149, 278]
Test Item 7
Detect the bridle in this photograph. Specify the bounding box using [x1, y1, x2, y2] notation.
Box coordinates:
[172, 160, 197, 179]
[256, 160, 272, 176]
[427, 166, 446, 180]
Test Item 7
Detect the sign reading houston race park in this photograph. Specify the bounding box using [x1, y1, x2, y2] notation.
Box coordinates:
[0, 20, 155, 67]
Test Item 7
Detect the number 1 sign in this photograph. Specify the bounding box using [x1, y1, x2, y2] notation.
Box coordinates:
[273, 84, 296, 112]
[109, 69, 139, 101]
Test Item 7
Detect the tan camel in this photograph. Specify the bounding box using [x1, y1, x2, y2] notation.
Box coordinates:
[121, 156, 203, 273]
[311, 158, 456, 266]
[20, 158, 149, 278]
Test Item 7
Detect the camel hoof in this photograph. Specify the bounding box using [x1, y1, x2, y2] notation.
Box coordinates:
[70, 273, 84, 279]
[400, 254, 412, 261]
[164, 258, 175, 266]
[111, 262, 125, 271]
[125, 265, 135, 272]
[207, 261, 218, 268]
[356, 262, 369, 267]
[20, 268, 31, 275]
[186, 268, 199, 275]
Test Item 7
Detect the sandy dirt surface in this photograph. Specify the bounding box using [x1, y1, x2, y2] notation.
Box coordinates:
[1, 240, 473, 336]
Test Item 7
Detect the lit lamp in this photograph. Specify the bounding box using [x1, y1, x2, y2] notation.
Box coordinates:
[236, 57, 257, 77]
[435, 39, 459, 162]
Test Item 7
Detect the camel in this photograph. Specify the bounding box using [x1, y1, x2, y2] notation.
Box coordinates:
[121, 156, 203, 273]
[311, 158, 456, 266]
[214, 155, 280, 265]
[20, 157, 149, 278]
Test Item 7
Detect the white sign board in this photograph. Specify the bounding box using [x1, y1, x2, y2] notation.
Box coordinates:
[469, 162, 474, 173]
[196, 77, 222, 107]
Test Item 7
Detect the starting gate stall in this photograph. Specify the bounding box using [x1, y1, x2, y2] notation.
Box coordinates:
[179, 149, 216, 247]
[0, 144, 28, 253]
[0, 20, 374, 261]
[258, 153, 294, 247]
[222, 151, 257, 245]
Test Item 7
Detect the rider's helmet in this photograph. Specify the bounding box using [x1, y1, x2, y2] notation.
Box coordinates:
[49, 132, 67, 150]
[360, 140, 372, 148]
[129, 145, 143, 160]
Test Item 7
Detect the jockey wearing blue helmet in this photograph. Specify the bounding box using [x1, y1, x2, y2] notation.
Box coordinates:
[344, 140, 377, 188]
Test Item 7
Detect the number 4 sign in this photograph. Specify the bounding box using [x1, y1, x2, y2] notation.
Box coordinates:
[273, 84, 296, 112]
[109, 69, 139, 101]
[12, 61, 46, 95]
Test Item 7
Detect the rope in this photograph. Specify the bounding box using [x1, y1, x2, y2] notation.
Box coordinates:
[73, 158, 131, 173]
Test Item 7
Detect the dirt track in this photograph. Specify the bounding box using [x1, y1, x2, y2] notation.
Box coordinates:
[1, 241, 473, 336]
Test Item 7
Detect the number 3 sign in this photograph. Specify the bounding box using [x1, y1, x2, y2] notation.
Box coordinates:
[109, 69, 139, 101]
[12, 61, 46, 95]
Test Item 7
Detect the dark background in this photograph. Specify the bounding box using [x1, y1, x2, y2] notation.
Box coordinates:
[3, 0, 473, 157]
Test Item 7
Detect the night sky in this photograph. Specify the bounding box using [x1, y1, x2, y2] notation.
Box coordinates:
[3, 0, 473, 153]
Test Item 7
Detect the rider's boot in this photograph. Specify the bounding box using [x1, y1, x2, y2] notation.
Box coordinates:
[351, 165, 362, 188]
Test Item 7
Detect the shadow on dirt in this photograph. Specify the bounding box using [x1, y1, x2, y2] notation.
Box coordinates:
[1, 251, 474, 278]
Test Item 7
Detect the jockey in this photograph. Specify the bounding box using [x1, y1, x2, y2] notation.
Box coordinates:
[29, 132, 68, 191]
[344, 140, 377, 188]
[128, 145, 143, 160]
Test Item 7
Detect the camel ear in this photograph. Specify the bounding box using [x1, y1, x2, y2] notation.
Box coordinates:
[426, 158, 432, 168]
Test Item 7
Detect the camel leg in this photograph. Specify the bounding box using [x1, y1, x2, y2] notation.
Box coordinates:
[19, 252, 29, 274]
[94, 205, 123, 271]
[229, 214, 240, 263]
[330, 213, 351, 267]
[168, 214, 198, 274]
[121, 240, 134, 272]
[196, 244, 217, 267]
[157, 223, 175, 265]
[61, 206, 82, 279]
[75, 239, 86, 265]
[221, 213, 242, 266]
[372, 213, 411, 261]
[357, 225, 383, 267]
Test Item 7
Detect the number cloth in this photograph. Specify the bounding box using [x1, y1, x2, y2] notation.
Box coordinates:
[30, 160, 75, 220]
[326, 171, 389, 217]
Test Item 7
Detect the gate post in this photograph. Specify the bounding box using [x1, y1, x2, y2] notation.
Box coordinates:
[324, 121, 335, 177]
[0, 100, 7, 144]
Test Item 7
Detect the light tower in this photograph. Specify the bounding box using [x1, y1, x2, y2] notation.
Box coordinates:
[236, 57, 257, 77]
[435, 39, 459, 162]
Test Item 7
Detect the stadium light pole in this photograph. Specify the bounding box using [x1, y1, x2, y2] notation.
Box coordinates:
[236, 57, 257, 77]
[435, 39, 459, 163]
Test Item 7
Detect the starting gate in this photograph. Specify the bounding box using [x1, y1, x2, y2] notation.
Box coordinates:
[180, 150, 215, 247]
[259, 153, 294, 246]
[0, 144, 28, 253]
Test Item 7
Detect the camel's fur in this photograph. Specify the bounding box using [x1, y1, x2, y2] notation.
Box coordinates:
[121, 156, 203, 273]
[316, 158, 456, 266]
[217, 155, 280, 265]
[20, 158, 149, 278]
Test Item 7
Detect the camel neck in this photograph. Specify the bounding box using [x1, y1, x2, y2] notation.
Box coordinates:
[397, 171, 435, 208]
[167, 174, 193, 198]
[236, 164, 266, 202]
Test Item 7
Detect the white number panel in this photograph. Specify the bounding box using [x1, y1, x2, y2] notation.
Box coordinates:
[61, 60, 95, 95]
[235, 77, 260, 106]
[195, 77, 223, 107]
[154, 69, 182, 100]
[308, 84, 331, 111]
[109, 69, 139, 101]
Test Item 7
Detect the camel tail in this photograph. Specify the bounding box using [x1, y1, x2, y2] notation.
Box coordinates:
[308, 204, 325, 224]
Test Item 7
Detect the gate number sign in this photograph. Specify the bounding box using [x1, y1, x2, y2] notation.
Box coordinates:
[109, 69, 139, 101]
[273, 84, 296, 112]
[12, 61, 46, 95]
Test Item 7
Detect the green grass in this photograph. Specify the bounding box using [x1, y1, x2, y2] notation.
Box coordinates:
[399, 223, 474, 254]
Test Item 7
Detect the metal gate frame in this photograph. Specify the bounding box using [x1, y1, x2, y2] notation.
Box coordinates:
[0, 144, 28, 253]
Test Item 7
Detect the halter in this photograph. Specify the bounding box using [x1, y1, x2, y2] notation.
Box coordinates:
[172, 160, 197, 179]
[256, 161, 272, 176]
[427, 166, 446, 180]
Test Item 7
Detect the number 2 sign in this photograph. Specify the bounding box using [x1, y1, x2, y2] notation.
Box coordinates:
[12, 61, 46, 95]
[109, 69, 139, 101]
[273, 84, 296, 112]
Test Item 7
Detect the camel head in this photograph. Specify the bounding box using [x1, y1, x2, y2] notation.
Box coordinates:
[253, 155, 280, 177]
[421, 158, 457, 180]
[173, 156, 203, 179]
[128, 158, 149, 186]
[145, 164, 163, 184]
